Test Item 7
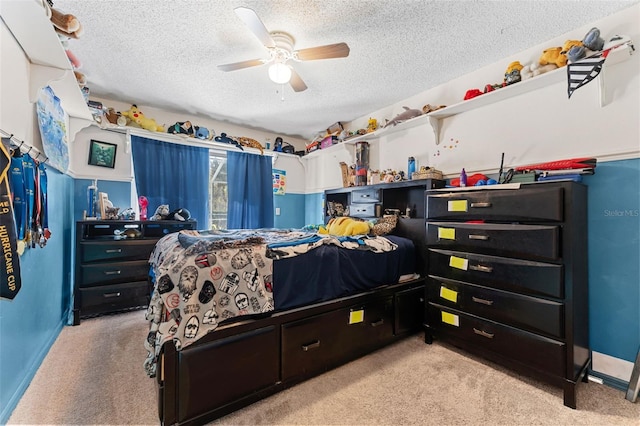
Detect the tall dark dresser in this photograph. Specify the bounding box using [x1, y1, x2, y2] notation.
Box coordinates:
[423, 181, 589, 408]
[73, 219, 196, 324]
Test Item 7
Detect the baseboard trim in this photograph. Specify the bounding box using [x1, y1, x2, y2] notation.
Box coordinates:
[0, 311, 68, 424]
[592, 350, 634, 383]
[589, 371, 630, 392]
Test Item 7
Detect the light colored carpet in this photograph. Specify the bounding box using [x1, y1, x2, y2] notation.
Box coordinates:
[8, 310, 639, 425]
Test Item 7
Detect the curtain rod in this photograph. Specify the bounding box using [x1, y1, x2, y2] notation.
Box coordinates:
[0, 129, 49, 163]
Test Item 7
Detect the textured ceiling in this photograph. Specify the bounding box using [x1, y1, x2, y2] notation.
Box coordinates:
[55, 0, 637, 140]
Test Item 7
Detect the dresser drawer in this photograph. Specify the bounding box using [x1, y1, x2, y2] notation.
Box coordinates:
[427, 276, 564, 338]
[351, 188, 380, 203]
[143, 221, 196, 238]
[79, 260, 151, 287]
[350, 203, 377, 218]
[427, 222, 560, 261]
[79, 281, 150, 316]
[426, 186, 563, 221]
[80, 240, 157, 263]
[427, 304, 565, 376]
[428, 249, 563, 298]
[281, 297, 393, 381]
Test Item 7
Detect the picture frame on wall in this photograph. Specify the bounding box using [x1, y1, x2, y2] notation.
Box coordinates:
[88, 139, 117, 168]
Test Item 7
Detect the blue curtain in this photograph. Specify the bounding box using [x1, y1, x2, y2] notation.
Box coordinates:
[227, 151, 274, 229]
[131, 135, 209, 228]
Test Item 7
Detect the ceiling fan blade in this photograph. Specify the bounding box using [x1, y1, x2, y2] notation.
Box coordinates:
[289, 68, 307, 92]
[234, 7, 276, 49]
[295, 42, 350, 61]
[217, 59, 265, 72]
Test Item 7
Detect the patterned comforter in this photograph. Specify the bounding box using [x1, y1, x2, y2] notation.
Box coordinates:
[144, 229, 398, 377]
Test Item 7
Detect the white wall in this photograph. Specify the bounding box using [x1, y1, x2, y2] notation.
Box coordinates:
[341, 4, 640, 181]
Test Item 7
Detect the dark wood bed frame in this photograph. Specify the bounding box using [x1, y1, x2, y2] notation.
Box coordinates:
[155, 218, 428, 425]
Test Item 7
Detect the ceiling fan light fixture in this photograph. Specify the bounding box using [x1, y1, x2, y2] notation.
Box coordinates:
[268, 62, 292, 84]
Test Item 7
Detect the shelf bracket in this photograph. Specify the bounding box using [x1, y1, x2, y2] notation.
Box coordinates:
[28, 63, 67, 102]
[427, 115, 442, 145]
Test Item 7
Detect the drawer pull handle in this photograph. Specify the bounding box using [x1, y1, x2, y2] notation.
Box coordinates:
[469, 264, 493, 273]
[473, 328, 494, 339]
[470, 202, 492, 208]
[105, 249, 122, 253]
[472, 296, 494, 306]
[104, 270, 122, 276]
[468, 234, 489, 241]
[371, 319, 384, 327]
[104, 292, 121, 298]
[302, 340, 320, 351]
[361, 194, 370, 198]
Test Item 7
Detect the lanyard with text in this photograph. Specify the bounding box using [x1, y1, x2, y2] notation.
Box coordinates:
[0, 139, 22, 300]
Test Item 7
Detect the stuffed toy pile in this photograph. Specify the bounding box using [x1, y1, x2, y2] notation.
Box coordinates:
[319, 217, 372, 236]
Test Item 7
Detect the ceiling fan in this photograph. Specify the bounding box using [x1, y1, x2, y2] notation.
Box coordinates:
[218, 7, 350, 92]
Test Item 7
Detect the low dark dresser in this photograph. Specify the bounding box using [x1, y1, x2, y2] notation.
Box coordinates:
[73, 219, 196, 324]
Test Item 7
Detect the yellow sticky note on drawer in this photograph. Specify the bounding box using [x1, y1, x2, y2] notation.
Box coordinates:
[449, 256, 469, 271]
[448, 200, 468, 212]
[438, 227, 456, 240]
[441, 311, 460, 327]
[440, 286, 458, 303]
[349, 310, 364, 324]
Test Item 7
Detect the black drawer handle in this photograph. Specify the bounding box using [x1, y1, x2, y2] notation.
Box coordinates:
[471, 296, 494, 306]
[361, 194, 371, 198]
[473, 328, 494, 339]
[103, 270, 122, 276]
[105, 248, 122, 253]
[469, 264, 493, 273]
[103, 292, 121, 298]
[470, 202, 492, 208]
[371, 319, 384, 327]
[302, 340, 320, 351]
[468, 234, 489, 241]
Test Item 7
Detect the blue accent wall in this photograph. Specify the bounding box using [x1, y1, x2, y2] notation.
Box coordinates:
[0, 170, 74, 423]
[305, 192, 324, 225]
[273, 193, 306, 229]
[583, 159, 640, 362]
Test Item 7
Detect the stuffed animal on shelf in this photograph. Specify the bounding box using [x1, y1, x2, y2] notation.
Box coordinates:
[194, 126, 211, 140]
[151, 204, 170, 220]
[120, 105, 165, 132]
[214, 133, 244, 150]
[49, 7, 84, 39]
[504, 61, 524, 85]
[520, 62, 558, 80]
[167, 121, 195, 136]
[169, 208, 191, 221]
[233, 136, 265, 155]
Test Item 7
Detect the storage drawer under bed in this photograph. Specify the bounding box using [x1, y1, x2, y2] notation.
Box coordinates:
[281, 296, 393, 381]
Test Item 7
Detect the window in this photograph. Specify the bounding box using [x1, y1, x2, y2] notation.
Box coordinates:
[209, 151, 227, 229]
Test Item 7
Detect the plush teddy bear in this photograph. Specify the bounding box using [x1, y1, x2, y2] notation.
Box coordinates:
[120, 105, 165, 132]
[49, 7, 84, 39]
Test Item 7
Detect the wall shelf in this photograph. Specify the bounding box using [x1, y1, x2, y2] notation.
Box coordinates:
[1, 0, 94, 137]
[344, 41, 634, 146]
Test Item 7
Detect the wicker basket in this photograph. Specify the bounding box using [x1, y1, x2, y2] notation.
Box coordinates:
[412, 168, 443, 180]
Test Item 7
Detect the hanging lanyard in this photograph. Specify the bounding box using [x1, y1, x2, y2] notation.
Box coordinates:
[9, 154, 27, 240]
[0, 138, 22, 300]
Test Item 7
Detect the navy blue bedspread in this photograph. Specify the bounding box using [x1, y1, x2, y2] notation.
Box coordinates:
[273, 235, 415, 310]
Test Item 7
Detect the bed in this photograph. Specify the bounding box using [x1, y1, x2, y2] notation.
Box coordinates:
[146, 218, 427, 425]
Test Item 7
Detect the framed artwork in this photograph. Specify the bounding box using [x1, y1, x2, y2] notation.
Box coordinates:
[88, 139, 117, 168]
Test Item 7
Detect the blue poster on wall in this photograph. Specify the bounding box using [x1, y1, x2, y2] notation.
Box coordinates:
[36, 86, 69, 173]
[273, 168, 286, 195]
